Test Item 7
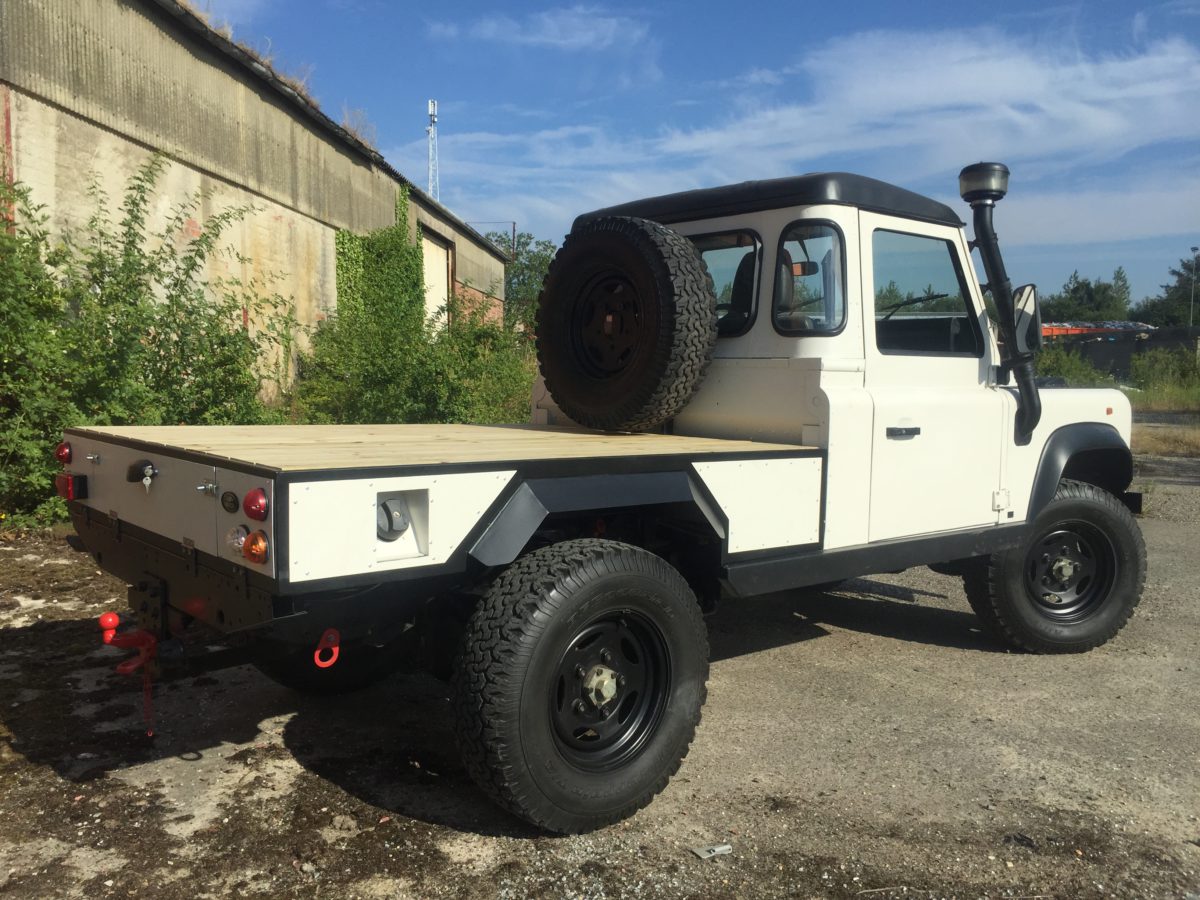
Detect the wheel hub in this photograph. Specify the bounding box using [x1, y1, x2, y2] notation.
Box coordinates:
[582, 664, 621, 708]
[549, 613, 669, 771]
[1025, 523, 1117, 620]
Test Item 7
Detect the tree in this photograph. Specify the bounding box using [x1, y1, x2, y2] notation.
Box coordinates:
[1040, 269, 1130, 322]
[1131, 255, 1199, 327]
[486, 230, 557, 333]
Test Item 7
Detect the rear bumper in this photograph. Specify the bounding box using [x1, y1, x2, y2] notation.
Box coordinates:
[70, 503, 288, 635]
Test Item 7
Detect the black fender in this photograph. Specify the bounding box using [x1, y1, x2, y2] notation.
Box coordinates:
[1028, 423, 1133, 517]
[468, 472, 725, 567]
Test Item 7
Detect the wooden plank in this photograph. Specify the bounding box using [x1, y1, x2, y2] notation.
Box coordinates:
[71, 424, 811, 472]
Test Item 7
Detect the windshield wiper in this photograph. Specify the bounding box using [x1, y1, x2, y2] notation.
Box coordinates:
[880, 293, 948, 320]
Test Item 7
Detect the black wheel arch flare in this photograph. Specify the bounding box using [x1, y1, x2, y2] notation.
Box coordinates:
[1028, 422, 1134, 518]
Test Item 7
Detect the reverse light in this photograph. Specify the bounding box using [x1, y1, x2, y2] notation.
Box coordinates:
[55, 441, 72, 464]
[243, 530, 269, 564]
[55, 473, 87, 500]
[225, 525, 249, 553]
[243, 488, 269, 521]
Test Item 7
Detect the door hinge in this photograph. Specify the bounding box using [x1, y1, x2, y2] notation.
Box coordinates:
[991, 489, 1010, 511]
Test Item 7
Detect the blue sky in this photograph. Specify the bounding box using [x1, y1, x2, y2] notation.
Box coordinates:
[203, 0, 1199, 305]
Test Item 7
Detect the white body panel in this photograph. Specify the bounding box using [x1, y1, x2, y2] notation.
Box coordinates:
[693, 457, 822, 553]
[287, 471, 515, 583]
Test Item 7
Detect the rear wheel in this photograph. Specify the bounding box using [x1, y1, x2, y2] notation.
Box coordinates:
[964, 480, 1146, 653]
[453, 539, 709, 833]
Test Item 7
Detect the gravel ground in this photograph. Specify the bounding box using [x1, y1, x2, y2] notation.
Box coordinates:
[0, 459, 1197, 899]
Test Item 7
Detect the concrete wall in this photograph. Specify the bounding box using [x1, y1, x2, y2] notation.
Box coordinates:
[5, 86, 337, 337]
[0, 0, 504, 342]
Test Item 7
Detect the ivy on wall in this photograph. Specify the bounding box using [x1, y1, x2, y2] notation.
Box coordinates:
[294, 189, 534, 426]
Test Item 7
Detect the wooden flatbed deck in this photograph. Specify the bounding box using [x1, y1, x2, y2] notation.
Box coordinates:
[71, 424, 811, 472]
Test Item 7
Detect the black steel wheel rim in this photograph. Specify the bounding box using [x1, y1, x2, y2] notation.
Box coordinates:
[569, 270, 646, 378]
[549, 609, 670, 772]
[1024, 521, 1117, 622]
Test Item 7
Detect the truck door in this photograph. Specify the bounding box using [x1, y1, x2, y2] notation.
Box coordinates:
[859, 213, 1005, 543]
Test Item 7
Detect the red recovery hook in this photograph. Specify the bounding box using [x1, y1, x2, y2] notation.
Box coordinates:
[98, 612, 158, 737]
[314, 628, 341, 669]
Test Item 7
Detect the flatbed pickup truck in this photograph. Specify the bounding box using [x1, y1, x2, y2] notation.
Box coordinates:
[57, 163, 1146, 834]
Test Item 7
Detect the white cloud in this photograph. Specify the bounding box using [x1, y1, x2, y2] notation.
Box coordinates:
[392, 26, 1200, 260]
[428, 6, 648, 52]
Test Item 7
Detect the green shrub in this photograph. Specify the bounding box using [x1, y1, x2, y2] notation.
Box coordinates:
[0, 158, 295, 527]
[1034, 343, 1116, 388]
[294, 194, 534, 425]
[1128, 348, 1200, 412]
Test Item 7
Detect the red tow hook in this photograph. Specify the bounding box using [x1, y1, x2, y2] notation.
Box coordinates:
[98, 612, 158, 737]
[314, 628, 341, 669]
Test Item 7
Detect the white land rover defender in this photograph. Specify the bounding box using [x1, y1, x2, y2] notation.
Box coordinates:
[57, 163, 1145, 833]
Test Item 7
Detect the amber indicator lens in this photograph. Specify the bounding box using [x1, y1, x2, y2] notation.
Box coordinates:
[55, 442, 72, 464]
[243, 488, 269, 521]
[243, 530, 269, 564]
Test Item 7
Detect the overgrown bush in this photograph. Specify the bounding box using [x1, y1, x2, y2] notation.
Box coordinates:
[0, 158, 294, 526]
[293, 194, 534, 425]
[1034, 343, 1116, 387]
[1128, 348, 1200, 412]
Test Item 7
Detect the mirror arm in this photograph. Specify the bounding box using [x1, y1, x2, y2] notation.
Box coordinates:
[971, 202, 1041, 443]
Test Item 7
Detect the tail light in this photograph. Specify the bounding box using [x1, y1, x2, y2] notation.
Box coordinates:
[243, 488, 269, 521]
[55, 442, 72, 464]
[55, 473, 87, 500]
[243, 530, 269, 564]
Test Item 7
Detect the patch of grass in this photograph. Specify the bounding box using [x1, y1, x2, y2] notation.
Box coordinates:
[1124, 382, 1200, 413]
[1131, 424, 1200, 458]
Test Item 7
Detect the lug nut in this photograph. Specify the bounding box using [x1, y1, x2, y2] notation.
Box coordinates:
[573, 699, 587, 714]
[617, 675, 626, 687]
[575, 665, 586, 679]
[600, 649, 612, 663]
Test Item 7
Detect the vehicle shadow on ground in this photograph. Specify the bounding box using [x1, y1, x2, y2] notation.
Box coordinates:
[0, 576, 999, 841]
[708, 577, 1004, 657]
[0, 615, 536, 838]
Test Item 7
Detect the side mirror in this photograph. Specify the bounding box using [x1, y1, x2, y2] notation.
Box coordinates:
[1012, 283, 1042, 354]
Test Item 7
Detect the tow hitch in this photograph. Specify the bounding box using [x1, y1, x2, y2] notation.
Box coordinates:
[98, 612, 158, 736]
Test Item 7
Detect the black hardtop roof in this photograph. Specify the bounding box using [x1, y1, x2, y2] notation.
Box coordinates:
[573, 172, 964, 230]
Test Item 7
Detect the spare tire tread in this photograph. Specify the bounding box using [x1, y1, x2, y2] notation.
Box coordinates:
[536, 216, 718, 432]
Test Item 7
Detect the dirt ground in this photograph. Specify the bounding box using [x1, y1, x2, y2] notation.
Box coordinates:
[1, 460, 1198, 899]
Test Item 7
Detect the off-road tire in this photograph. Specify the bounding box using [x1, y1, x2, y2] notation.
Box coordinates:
[536, 217, 718, 432]
[252, 641, 400, 695]
[453, 539, 709, 833]
[963, 480, 1146, 653]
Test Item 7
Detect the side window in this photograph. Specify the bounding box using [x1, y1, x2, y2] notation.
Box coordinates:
[773, 223, 845, 335]
[872, 230, 982, 356]
[691, 231, 760, 336]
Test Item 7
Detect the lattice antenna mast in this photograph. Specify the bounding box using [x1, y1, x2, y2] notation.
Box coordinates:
[426, 99, 439, 201]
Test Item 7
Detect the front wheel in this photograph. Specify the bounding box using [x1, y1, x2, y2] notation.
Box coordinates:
[453, 539, 709, 833]
[964, 480, 1146, 653]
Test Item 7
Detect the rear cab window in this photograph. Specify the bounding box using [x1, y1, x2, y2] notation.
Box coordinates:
[773, 222, 846, 336]
[690, 231, 760, 336]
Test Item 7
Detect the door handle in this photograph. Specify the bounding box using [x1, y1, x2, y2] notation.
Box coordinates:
[886, 426, 921, 438]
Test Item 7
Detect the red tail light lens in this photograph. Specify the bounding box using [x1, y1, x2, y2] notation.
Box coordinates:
[55, 473, 87, 500]
[55, 442, 72, 464]
[243, 488, 269, 521]
[243, 530, 269, 564]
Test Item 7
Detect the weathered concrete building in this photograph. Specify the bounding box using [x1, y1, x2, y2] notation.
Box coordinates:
[0, 0, 506, 336]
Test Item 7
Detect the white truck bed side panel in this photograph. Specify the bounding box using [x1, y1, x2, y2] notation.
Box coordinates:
[289, 471, 515, 583]
[693, 458, 823, 554]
